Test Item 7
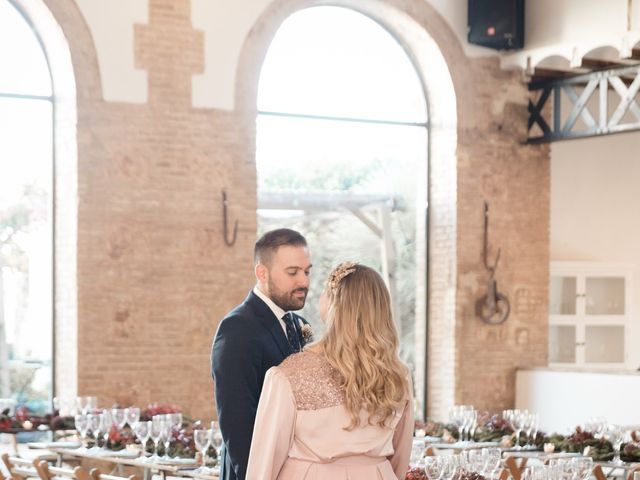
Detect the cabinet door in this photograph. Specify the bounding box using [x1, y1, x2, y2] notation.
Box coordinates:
[549, 324, 577, 363]
[584, 276, 625, 315]
[584, 325, 625, 363]
[550, 275, 577, 315]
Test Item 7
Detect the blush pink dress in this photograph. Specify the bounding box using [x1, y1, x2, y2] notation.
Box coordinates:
[245, 350, 413, 480]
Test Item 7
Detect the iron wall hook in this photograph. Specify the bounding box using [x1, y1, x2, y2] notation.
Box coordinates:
[483, 201, 501, 274]
[222, 190, 238, 247]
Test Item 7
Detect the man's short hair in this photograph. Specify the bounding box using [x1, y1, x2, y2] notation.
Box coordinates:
[254, 228, 307, 266]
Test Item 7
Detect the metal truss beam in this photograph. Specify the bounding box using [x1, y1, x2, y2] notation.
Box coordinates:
[528, 64, 640, 143]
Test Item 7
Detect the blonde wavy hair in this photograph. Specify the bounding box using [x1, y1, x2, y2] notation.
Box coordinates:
[316, 262, 408, 430]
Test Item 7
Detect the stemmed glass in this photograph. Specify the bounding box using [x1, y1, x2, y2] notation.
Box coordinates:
[87, 413, 103, 451]
[111, 408, 126, 434]
[161, 414, 174, 459]
[468, 449, 486, 473]
[194, 429, 212, 473]
[524, 413, 539, 449]
[210, 421, 223, 465]
[423, 456, 444, 480]
[441, 455, 460, 480]
[606, 425, 624, 464]
[74, 413, 89, 450]
[149, 416, 165, 461]
[410, 438, 426, 467]
[483, 447, 502, 479]
[133, 420, 151, 461]
[125, 407, 141, 427]
[571, 457, 593, 480]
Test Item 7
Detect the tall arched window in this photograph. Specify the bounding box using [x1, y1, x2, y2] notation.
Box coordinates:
[256, 6, 427, 387]
[0, 0, 53, 411]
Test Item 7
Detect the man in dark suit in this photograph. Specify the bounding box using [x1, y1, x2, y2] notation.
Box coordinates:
[211, 228, 312, 480]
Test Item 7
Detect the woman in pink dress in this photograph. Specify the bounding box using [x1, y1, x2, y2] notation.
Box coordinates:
[246, 262, 413, 480]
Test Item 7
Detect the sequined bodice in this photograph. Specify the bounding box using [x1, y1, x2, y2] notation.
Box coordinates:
[277, 351, 346, 410]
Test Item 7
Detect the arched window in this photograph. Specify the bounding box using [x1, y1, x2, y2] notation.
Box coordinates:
[0, 0, 54, 412]
[256, 6, 427, 379]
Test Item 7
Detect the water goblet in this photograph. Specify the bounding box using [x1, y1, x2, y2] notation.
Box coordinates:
[133, 420, 151, 461]
[411, 438, 426, 467]
[74, 413, 89, 450]
[606, 425, 624, 464]
[88, 413, 103, 450]
[571, 457, 593, 480]
[125, 407, 141, 427]
[210, 421, 223, 465]
[194, 428, 212, 473]
[483, 447, 502, 479]
[469, 449, 486, 473]
[149, 416, 165, 461]
[441, 454, 460, 480]
[161, 414, 173, 459]
[424, 456, 444, 480]
[111, 408, 127, 431]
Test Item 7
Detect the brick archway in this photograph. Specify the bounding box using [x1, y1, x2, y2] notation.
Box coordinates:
[10, 0, 82, 400]
[235, 0, 459, 419]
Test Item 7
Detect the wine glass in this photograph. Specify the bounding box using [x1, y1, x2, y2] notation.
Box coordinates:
[606, 425, 624, 464]
[571, 457, 593, 480]
[111, 408, 126, 431]
[468, 449, 486, 473]
[74, 413, 89, 450]
[133, 420, 151, 461]
[149, 415, 165, 461]
[161, 414, 173, 459]
[424, 456, 444, 480]
[125, 407, 141, 427]
[410, 438, 426, 467]
[88, 413, 103, 451]
[441, 454, 460, 480]
[483, 447, 502, 479]
[194, 429, 212, 473]
[210, 421, 223, 465]
[511, 409, 528, 449]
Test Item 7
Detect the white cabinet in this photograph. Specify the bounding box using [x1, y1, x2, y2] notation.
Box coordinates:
[549, 262, 632, 368]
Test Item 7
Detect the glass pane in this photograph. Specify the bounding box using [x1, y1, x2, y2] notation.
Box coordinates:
[256, 114, 426, 194]
[549, 276, 576, 315]
[585, 277, 625, 315]
[585, 326, 625, 363]
[258, 6, 426, 123]
[0, 96, 53, 413]
[0, 0, 52, 96]
[549, 325, 576, 363]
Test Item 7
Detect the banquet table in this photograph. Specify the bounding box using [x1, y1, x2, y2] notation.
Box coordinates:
[36, 446, 219, 480]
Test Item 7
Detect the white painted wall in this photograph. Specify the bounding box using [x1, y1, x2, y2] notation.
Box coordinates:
[74, 0, 148, 103]
[550, 131, 640, 370]
[69, 0, 640, 107]
[516, 369, 640, 433]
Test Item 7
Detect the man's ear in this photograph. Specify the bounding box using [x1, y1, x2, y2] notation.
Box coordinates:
[255, 263, 268, 283]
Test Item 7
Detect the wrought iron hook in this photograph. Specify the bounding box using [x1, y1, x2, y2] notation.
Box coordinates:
[222, 190, 238, 247]
[483, 201, 501, 274]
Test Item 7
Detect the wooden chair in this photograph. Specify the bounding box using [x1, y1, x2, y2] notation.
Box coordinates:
[1, 454, 39, 480]
[34, 460, 90, 480]
[88, 468, 138, 480]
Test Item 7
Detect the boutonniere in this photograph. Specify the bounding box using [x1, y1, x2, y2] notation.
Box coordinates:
[301, 323, 313, 343]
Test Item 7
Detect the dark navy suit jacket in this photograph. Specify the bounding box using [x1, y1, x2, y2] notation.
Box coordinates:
[211, 290, 308, 480]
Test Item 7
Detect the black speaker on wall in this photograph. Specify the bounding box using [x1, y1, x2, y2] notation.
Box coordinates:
[468, 0, 524, 50]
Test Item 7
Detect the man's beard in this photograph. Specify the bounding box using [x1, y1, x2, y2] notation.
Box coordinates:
[268, 280, 308, 311]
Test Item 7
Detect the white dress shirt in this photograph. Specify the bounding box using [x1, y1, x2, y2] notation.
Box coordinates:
[253, 285, 289, 335]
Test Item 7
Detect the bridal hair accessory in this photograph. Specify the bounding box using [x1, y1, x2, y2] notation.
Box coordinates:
[327, 261, 358, 294]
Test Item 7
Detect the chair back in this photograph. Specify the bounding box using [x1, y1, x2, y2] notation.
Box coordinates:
[88, 469, 138, 480]
[35, 461, 90, 480]
[1, 454, 39, 480]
